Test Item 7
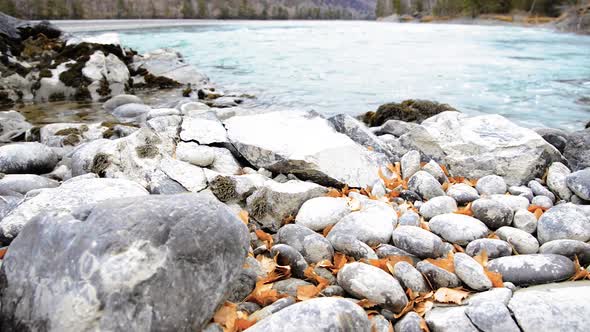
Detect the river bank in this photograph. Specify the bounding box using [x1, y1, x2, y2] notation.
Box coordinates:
[1, 13, 590, 332]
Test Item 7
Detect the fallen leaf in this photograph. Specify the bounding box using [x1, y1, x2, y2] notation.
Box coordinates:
[433, 287, 470, 305]
[473, 250, 488, 267]
[255, 229, 273, 249]
[326, 188, 343, 198]
[236, 318, 256, 331]
[439, 164, 450, 177]
[282, 215, 295, 225]
[419, 318, 431, 332]
[442, 182, 450, 191]
[256, 255, 276, 275]
[0, 247, 7, 260]
[426, 252, 455, 273]
[394, 289, 435, 318]
[367, 146, 374, 151]
[331, 252, 348, 273]
[322, 224, 334, 237]
[263, 264, 291, 283]
[570, 256, 590, 281]
[452, 244, 465, 253]
[454, 202, 473, 216]
[357, 299, 379, 308]
[528, 205, 549, 213]
[533, 208, 544, 220]
[213, 302, 237, 332]
[245, 281, 285, 306]
[296, 284, 321, 301]
[238, 210, 249, 225]
[303, 266, 330, 290]
[420, 220, 431, 231]
[368, 256, 414, 275]
[486, 270, 504, 288]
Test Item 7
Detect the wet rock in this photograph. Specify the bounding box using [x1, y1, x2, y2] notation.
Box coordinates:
[327, 202, 396, 246]
[508, 281, 590, 332]
[329, 234, 378, 260]
[465, 301, 520, 332]
[147, 108, 180, 120]
[465, 239, 512, 259]
[0, 193, 249, 331]
[496, 226, 539, 254]
[539, 239, 590, 265]
[295, 197, 352, 231]
[535, 127, 569, 153]
[471, 198, 513, 230]
[537, 203, 590, 244]
[401, 112, 561, 186]
[399, 211, 420, 226]
[83, 51, 130, 100]
[453, 253, 492, 291]
[446, 183, 479, 204]
[429, 214, 489, 245]
[392, 226, 445, 259]
[528, 180, 555, 202]
[393, 261, 431, 293]
[328, 114, 397, 159]
[419, 196, 457, 220]
[476, 175, 507, 196]
[225, 111, 389, 188]
[246, 180, 327, 231]
[508, 185, 534, 202]
[512, 209, 537, 234]
[0, 177, 149, 244]
[531, 195, 553, 209]
[487, 254, 575, 286]
[546, 162, 573, 201]
[566, 168, 590, 201]
[249, 297, 296, 322]
[180, 112, 229, 145]
[425, 306, 478, 332]
[111, 103, 151, 122]
[337, 262, 408, 313]
[563, 128, 590, 171]
[401, 150, 421, 179]
[0, 142, 58, 174]
[246, 298, 371, 332]
[103, 94, 143, 111]
[408, 171, 445, 200]
[416, 261, 462, 289]
[0, 174, 59, 194]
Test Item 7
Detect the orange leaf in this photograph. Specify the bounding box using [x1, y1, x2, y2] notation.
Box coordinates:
[296, 284, 321, 301]
[473, 250, 488, 267]
[454, 202, 473, 216]
[282, 215, 295, 225]
[332, 252, 348, 273]
[213, 302, 237, 332]
[0, 247, 7, 260]
[367, 146, 374, 151]
[326, 188, 343, 198]
[419, 318, 431, 332]
[322, 224, 335, 237]
[533, 208, 544, 220]
[238, 210, 249, 225]
[357, 299, 379, 308]
[570, 256, 590, 281]
[486, 270, 504, 288]
[369, 256, 414, 275]
[433, 287, 470, 304]
[348, 197, 362, 211]
[426, 252, 455, 273]
[255, 229, 273, 249]
[236, 318, 256, 331]
[452, 244, 465, 253]
[245, 281, 284, 306]
[420, 220, 431, 231]
[439, 164, 450, 177]
[528, 205, 549, 213]
[303, 266, 330, 290]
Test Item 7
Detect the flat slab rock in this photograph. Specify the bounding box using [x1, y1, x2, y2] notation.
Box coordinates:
[509, 281, 590, 332]
[224, 111, 389, 188]
[0, 193, 249, 331]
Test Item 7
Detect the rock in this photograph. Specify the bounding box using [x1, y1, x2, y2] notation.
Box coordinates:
[471, 198, 513, 230]
[249, 297, 296, 322]
[327, 203, 396, 246]
[132, 48, 209, 87]
[83, 51, 130, 100]
[425, 306, 478, 332]
[465, 302, 520, 332]
[337, 262, 408, 313]
[487, 254, 575, 286]
[419, 196, 457, 220]
[528, 180, 556, 202]
[453, 253, 492, 291]
[39, 123, 106, 148]
[270, 244, 308, 278]
[372, 119, 420, 137]
[476, 175, 507, 196]
[370, 315, 392, 332]
[566, 168, 590, 201]
[321, 285, 344, 297]
[208, 174, 265, 203]
[159, 158, 207, 193]
[301, 235, 334, 264]
[329, 234, 378, 260]
[103, 94, 143, 111]
[111, 103, 151, 122]
[0, 193, 249, 331]
[295, 197, 351, 231]
[147, 108, 180, 120]
[508, 185, 534, 202]
[422, 160, 448, 184]
[176, 141, 216, 167]
[0, 177, 148, 244]
[408, 171, 445, 200]
[392, 226, 445, 258]
[277, 224, 317, 253]
[465, 239, 512, 259]
[0, 111, 31, 143]
[180, 112, 228, 145]
[531, 195, 553, 209]
[393, 261, 431, 293]
[488, 194, 530, 212]
[537, 203, 590, 244]
[272, 279, 312, 298]
[465, 287, 513, 306]
[399, 211, 420, 226]
[416, 261, 462, 289]
[512, 209, 537, 234]
[224, 111, 389, 187]
[0, 142, 59, 174]
[0, 174, 59, 194]
[247, 180, 327, 231]
[535, 127, 569, 153]
[401, 150, 421, 179]
[563, 128, 590, 171]
[400, 189, 422, 203]
[496, 226, 539, 254]
[539, 239, 590, 265]
[376, 244, 419, 263]
[401, 112, 562, 186]
[328, 114, 397, 159]
[546, 162, 573, 201]
[509, 281, 590, 332]
[446, 183, 480, 205]
[363, 99, 458, 127]
[228, 266, 258, 303]
[429, 214, 489, 245]
[394, 312, 423, 332]
[246, 298, 371, 332]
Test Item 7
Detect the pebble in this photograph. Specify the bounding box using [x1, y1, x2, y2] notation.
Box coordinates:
[426, 306, 478, 332]
[295, 197, 351, 231]
[428, 214, 490, 245]
[394, 312, 423, 332]
[416, 260, 462, 289]
[508, 185, 534, 202]
[393, 261, 431, 293]
[446, 183, 480, 205]
[272, 279, 312, 297]
[465, 238, 513, 259]
[422, 160, 448, 184]
[408, 171, 445, 200]
[399, 210, 421, 226]
[392, 226, 445, 258]
[532, 195, 553, 209]
[465, 287, 513, 306]
[528, 180, 556, 203]
[537, 203, 590, 244]
[539, 239, 590, 265]
[419, 196, 457, 220]
[496, 226, 539, 254]
[454, 253, 492, 291]
[476, 175, 507, 196]
[487, 254, 575, 286]
[301, 234, 334, 264]
[471, 198, 513, 230]
[329, 234, 378, 260]
[546, 162, 573, 201]
[465, 301, 520, 332]
[249, 297, 296, 322]
[512, 209, 538, 234]
[401, 150, 421, 179]
[327, 204, 396, 246]
[488, 194, 530, 212]
[270, 244, 308, 278]
[566, 168, 590, 201]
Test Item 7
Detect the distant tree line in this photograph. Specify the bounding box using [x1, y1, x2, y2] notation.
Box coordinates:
[375, 0, 583, 18]
[0, 0, 371, 20]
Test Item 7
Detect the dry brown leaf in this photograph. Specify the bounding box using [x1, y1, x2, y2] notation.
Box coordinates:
[442, 182, 450, 191]
[473, 250, 488, 267]
[256, 254, 277, 275]
[426, 252, 455, 273]
[263, 264, 291, 283]
[349, 197, 362, 212]
[255, 229, 273, 249]
[487, 232, 499, 240]
[0, 247, 7, 260]
[486, 270, 504, 288]
[282, 215, 295, 225]
[419, 318, 431, 332]
[235, 318, 256, 331]
[245, 281, 285, 306]
[439, 164, 450, 177]
[452, 244, 465, 253]
[238, 210, 249, 225]
[303, 266, 330, 290]
[528, 205, 549, 213]
[326, 188, 343, 198]
[213, 302, 237, 332]
[394, 289, 435, 318]
[454, 202, 473, 216]
[570, 256, 590, 281]
[433, 288, 470, 304]
[357, 299, 379, 308]
[533, 208, 544, 220]
[369, 256, 414, 275]
[367, 146, 374, 151]
[448, 176, 466, 184]
[296, 284, 321, 301]
[420, 220, 431, 231]
[322, 224, 335, 237]
[332, 252, 348, 273]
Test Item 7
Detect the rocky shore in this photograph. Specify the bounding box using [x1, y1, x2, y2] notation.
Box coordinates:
[1, 13, 590, 332]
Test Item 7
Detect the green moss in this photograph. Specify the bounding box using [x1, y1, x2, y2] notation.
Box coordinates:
[91, 153, 111, 177]
[364, 99, 458, 126]
[74, 86, 91, 101]
[27, 126, 41, 142]
[182, 85, 193, 97]
[135, 144, 159, 159]
[144, 135, 162, 145]
[210, 176, 238, 202]
[102, 128, 116, 139]
[97, 77, 111, 97]
[249, 193, 268, 220]
[62, 134, 81, 146]
[39, 69, 52, 78]
[49, 92, 66, 102]
[55, 128, 81, 136]
[143, 73, 181, 89]
[59, 59, 91, 88]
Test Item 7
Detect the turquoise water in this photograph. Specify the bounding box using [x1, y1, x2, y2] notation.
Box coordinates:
[115, 21, 590, 130]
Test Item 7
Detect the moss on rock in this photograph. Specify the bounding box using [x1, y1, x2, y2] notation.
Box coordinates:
[91, 153, 111, 177]
[135, 144, 159, 159]
[54, 127, 81, 136]
[39, 68, 52, 78]
[210, 176, 238, 202]
[62, 134, 81, 146]
[362, 99, 459, 127]
[143, 73, 182, 89]
[249, 192, 268, 220]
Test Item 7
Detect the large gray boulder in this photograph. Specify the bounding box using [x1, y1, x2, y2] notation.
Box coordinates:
[247, 298, 371, 332]
[0, 142, 59, 174]
[487, 254, 575, 286]
[0, 176, 149, 244]
[400, 112, 562, 185]
[224, 111, 389, 187]
[131, 48, 209, 87]
[563, 129, 590, 171]
[0, 193, 249, 331]
[0, 174, 59, 194]
[508, 281, 590, 332]
[328, 114, 397, 160]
